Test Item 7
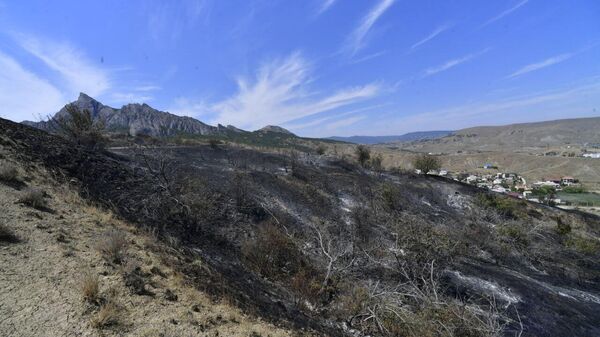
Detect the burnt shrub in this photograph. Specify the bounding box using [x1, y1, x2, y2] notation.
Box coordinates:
[355, 145, 370, 167]
[50, 104, 107, 150]
[17, 188, 48, 210]
[0, 222, 19, 243]
[380, 184, 402, 212]
[242, 223, 304, 280]
[208, 138, 222, 149]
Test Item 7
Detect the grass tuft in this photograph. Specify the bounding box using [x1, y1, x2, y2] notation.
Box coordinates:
[81, 271, 100, 304]
[0, 163, 19, 183]
[97, 230, 129, 264]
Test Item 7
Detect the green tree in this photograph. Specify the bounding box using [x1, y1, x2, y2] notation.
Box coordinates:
[413, 154, 441, 174]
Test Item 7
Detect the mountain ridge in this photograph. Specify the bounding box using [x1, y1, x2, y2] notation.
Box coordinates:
[22, 93, 295, 138]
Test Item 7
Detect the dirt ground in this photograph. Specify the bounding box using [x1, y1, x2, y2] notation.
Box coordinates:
[0, 159, 291, 337]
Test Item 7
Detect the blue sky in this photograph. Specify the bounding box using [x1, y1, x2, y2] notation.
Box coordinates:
[0, 0, 599, 137]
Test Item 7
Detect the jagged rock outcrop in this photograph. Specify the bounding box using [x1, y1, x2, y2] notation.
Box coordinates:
[23, 93, 235, 137]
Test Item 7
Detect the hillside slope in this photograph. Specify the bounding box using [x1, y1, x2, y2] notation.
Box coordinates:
[0, 145, 291, 336]
[2, 117, 600, 336]
[400, 116, 600, 152]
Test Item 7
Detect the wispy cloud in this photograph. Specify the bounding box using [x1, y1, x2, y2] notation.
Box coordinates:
[317, 0, 337, 15]
[170, 52, 380, 130]
[145, 0, 210, 42]
[324, 115, 366, 130]
[376, 77, 600, 134]
[410, 24, 453, 51]
[212, 52, 380, 129]
[348, 51, 387, 64]
[284, 103, 387, 131]
[17, 35, 111, 97]
[344, 0, 396, 56]
[0, 50, 65, 122]
[481, 0, 528, 28]
[422, 48, 490, 77]
[109, 92, 154, 105]
[506, 53, 574, 79]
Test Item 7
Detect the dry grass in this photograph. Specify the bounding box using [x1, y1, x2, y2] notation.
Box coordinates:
[97, 230, 129, 264]
[17, 188, 48, 209]
[0, 222, 19, 243]
[0, 162, 19, 183]
[91, 301, 121, 328]
[81, 271, 100, 304]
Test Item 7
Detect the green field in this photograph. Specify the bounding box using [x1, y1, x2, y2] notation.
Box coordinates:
[557, 192, 600, 206]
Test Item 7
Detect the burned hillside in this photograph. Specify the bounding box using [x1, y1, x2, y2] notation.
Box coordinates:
[1, 117, 599, 336]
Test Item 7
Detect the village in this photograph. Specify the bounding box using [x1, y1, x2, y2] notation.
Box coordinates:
[427, 163, 586, 207]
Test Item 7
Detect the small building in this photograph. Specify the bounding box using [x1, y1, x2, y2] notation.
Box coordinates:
[483, 163, 494, 169]
[561, 176, 576, 185]
[491, 185, 507, 193]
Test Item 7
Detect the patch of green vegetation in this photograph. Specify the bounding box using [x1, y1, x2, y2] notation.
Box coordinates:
[532, 185, 556, 197]
[557, 192, 600, 206]
[566, 235, 600, 255]
[555, 217, 572, 235]
[498, 223, 529, 247]
[562, 185, 586, 193]
[475, 193, 527, 219]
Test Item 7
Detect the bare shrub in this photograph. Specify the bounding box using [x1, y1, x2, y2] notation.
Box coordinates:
[355, 145, 371, 167]
[208, 138, 222, 149]
[0, 223, 19, 243]
[50, 104, 107, 150]
[97, 230, 129, 264]
[413, 153, 441, 174]
[241, 222, 303, 280]
[369, 154, 383, 171]
[81, 271, 100, 304]
[18, 188, 48, 209]
[0, 163, 19, 183]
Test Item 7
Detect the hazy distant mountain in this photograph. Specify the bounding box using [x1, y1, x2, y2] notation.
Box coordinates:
[401, 117, 600, 152]
[329, 130, 453, 144]
[23, 93, 239, 137]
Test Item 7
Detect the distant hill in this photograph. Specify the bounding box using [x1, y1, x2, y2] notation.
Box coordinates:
[400, 117, 600, 153]
[258, 125, 295, 136]
[329, 130, 453, 144]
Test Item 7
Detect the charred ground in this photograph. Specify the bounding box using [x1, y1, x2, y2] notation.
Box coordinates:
[1, 117, 599, 336]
